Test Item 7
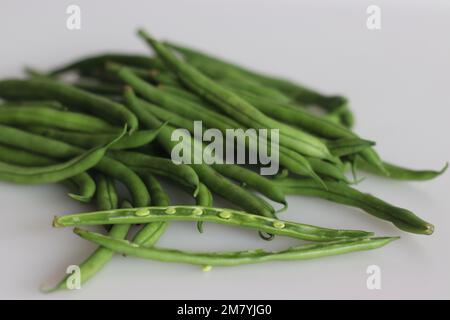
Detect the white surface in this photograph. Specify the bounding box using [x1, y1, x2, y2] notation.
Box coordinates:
[1, 0, 449, 299]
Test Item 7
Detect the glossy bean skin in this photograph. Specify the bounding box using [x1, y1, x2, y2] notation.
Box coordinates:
[211, 164, 286, 207]
[50, 183, 131, 291]
[0, 79, 138, 133]
[135, 32, 335, 162]
[166, 41, 355, 128]
[0, 106, 118, 133]
[274, 178, 434, 235]
[28, 124, 165, 150]
[113, 66, 323, 182]
[230, 90, 385, 172]
[194, 183, 213, 233]
[75, 228, 397, 267]
[124, 87, 276, 218]
[327, 138, 375, 157]
[55, 205, 373, 242]
[133, 174, 170, 247]
[109, 150, 199, 194]
[354, 156, 448, 181]
[0, 137, 116, 184]
[48, 53, 161, 75]
[0, 143, 95, 202]
[0, 125, 149, 207]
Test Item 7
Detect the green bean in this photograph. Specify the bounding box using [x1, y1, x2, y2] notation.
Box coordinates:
[273, 178, 434, 235]
[74, 80, 123, 95]
[48, 53, 160, 76]
[74, 229, 398, 267]
[96, 174, 119, 210]
[211, 164, 286, 208]
[0, 106, 119, 133]
[54, 205, 373, 242]
[112, 66, 324, 183]
[133, 174, 170, 247]
[27, 124, 165, 150]
[1, 100, 66, 110]
[124, 87, 276, 218]
[305, 157, 349, 183]
[0, 131, 121, 184]
[0, 143, 96, 202]
[48, 188, 131, 292]
[0, 79, 138, 133]
[158, 84, 205, 104]
[138, 94, 325, 182]
[230, 90, 385, 172]
[135, 33, 335, 162]
[354, 156, 448, 181]
[0, 125, 149, 206]
[166, 41, 355, 127]
[109, 150, 199, 195]
[195, 182, 213, 233]
[327, 138, 375, 157]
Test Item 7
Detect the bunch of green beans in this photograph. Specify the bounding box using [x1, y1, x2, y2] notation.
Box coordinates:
[0, 28, 445, 291]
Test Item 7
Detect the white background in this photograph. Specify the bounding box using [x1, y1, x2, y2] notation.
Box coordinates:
[0, 0, 449, 299]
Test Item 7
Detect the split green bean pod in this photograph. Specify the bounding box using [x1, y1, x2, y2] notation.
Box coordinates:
[74, 228, 398, 267]
[54, 205, 373, 242]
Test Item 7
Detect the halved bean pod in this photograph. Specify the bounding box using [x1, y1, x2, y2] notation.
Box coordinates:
[54, 205, 373, 242]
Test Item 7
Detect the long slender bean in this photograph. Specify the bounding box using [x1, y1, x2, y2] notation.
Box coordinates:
[48, 185, 131, 291]
[133, 174, 170, 247]
[54, 205, 373, 242]
[127, 34, 335, 162]
[327, 138, 375, 157]
[28, 124, 165, 150]
[123, 87, 276, 218]
[112, 65, 324, 182]
[75, 228, 396, 266]
[0, 106, 119, 133]
[0, 79, 138, 133]
[0, 125, 149, 206]
[166, 41, 355, 128]
[0, 132, 121, 184]
[0, 143, 96, 202]
[109, 150, 200, 194]
[274, 178, 434, 235]
[354, 156, 448, 181]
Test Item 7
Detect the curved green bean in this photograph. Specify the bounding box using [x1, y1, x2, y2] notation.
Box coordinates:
[28, 124, 165, 150]
[0, 125, 149, 207]
[0, 79, 138, 133]
[354, 156, 448, 181]
[0, 133, 120, 184]
[75, 228, 397, 267]
[109, 150, 200, 195]
[0, 106, 119, 133]
[274, 178, 434, 235]
[0, 143, 96, 202]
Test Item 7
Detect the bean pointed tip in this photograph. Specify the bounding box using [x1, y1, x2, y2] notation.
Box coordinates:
[425, 224, 435, 235]
[52, 216, 62, 228]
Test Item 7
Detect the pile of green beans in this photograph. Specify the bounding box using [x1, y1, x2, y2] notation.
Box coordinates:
[0, 28, 445, 291]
